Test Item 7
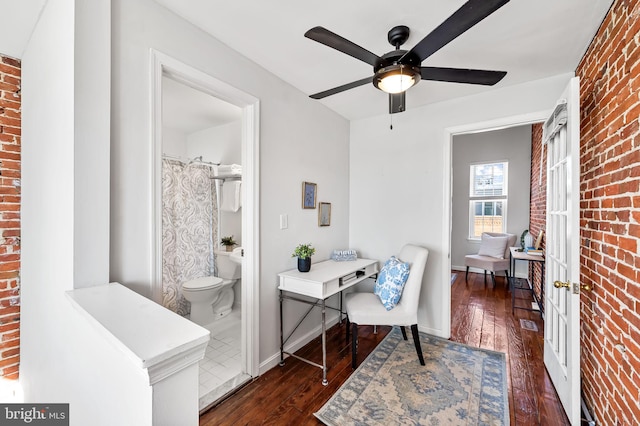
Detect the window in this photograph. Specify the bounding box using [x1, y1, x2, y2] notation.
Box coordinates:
[469, 161, 508, 239]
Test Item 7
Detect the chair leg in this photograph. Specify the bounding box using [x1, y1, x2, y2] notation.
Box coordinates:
[411, 324, 425, 366]
[346, 316, 350, 343]
[491, 271, 496, 288]
[400, 326, 408, 340]
[484, 270, 487, 285]
[465, 266, 469, 282]
[504, 270, 510, 286]
[351, 322, 358, 369]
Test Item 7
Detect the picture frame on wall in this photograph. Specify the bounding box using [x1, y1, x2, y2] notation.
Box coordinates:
[319, 202, 331, 226]
[302, 181, 317, 209]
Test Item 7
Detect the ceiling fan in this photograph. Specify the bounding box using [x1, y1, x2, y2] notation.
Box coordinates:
[305, 0, 510, 114]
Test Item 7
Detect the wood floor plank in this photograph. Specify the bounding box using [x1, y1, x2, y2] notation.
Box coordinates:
[199, 272, 569, 425]
[451, 303, 473, 344]
[479, 288, 496, 351]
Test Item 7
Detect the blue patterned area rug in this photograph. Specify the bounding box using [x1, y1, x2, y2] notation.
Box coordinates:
[315, 327, 509, 425]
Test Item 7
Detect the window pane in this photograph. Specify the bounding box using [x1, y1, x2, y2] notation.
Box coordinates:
[484, 203, 494, 215]
[470, 200, 504, 238]
[471, 163, 505, 197]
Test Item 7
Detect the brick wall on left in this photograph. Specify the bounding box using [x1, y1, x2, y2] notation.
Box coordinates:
[0, 53, 21, 380]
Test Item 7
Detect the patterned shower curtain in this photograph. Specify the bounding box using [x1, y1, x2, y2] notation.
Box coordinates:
[162, 158, 218, 316]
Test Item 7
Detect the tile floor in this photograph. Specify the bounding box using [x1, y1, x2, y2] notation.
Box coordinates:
[198, 309, 250, 410]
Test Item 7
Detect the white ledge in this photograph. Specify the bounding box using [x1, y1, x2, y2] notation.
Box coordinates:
[66, 282, 209, 384]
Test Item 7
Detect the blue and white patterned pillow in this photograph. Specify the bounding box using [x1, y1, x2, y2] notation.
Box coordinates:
[374, 256, 411, 310]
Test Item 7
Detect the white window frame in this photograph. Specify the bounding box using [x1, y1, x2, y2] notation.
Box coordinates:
[468, 161, 508, 240]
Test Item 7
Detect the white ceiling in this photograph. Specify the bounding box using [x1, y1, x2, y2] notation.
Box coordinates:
[3, 0, 613, 121]
[155, 0, 613, 120]
[0, 0, 46, 59]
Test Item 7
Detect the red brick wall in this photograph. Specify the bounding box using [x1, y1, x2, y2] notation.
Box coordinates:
[529, 123, 546, 300]
[576, 0, 640, 423]
[0, 54, 21, 380]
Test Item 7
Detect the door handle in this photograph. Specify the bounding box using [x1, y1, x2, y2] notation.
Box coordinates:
[554, 280, 592, 292]
[580, 283, 592, 292]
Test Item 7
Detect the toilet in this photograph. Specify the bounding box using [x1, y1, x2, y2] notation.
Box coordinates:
[182, 248, 241, 326]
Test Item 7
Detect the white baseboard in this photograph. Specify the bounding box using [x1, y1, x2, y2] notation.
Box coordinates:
[418, 324, 449, 339]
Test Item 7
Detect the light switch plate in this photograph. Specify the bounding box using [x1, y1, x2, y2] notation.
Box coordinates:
[280, 214, 288, 229]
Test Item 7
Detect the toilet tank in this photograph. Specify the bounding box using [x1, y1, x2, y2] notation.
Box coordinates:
[215, 250, 241, 280]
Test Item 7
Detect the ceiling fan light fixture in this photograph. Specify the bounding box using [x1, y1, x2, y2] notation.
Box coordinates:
[374, 64, 421, 94]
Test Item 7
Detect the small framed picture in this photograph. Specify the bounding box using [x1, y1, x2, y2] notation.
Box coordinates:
[302, 181, 317, 209]
[319, 202, 331, 226]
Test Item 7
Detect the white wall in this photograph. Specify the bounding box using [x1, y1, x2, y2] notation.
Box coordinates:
[110, 0, 350, 368]
[19, 0, 146, 424]
[349, 73, 573, 338]
[188, 121, 242, 248]
[187, 120, 241, 165]
[451, 125, 532, 277]
[162, 127, 187, 157]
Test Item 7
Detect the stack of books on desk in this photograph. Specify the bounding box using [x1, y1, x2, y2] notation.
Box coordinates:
[525, 247, 543, 256]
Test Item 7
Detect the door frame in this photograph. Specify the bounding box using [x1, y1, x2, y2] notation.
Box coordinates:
[150, 49, 260, 378]
[442, 111, 550, 338]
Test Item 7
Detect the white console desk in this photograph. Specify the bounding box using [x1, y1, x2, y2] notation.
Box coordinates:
[278, 258, 379, 385]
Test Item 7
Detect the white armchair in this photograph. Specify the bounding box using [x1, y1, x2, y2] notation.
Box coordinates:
[464, 232, 517, 287]
[345, 244, 429, 368]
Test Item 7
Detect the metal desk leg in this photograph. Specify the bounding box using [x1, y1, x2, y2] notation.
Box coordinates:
[279, 290, 285, 367]
[510, 253, 515, 314]
[540, 262, 545, 314]
[321, 299, 328, 386]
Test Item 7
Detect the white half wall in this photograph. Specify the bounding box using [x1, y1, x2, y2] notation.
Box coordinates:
[110, 0, 350, 368]
[349, 73, 574, 338]
[20, 0, 129, 424]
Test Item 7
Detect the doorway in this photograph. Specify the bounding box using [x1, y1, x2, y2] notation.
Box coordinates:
[442, 111, 549, 338]
[450, 124, 534, 281]
[150, 50, 260, 410]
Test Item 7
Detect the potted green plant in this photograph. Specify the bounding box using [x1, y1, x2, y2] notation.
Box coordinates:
[221, 235, 237, 252]
[292, 243, 316, 272]
[519, 229, 529, 250]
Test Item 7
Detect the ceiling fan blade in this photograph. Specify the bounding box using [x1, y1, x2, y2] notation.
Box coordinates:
[305, 27, 380, 66]
[402, 0, 510, 63]
[309, 77, 373, 99]
[389, 92, 405, 114]
[420, 67, 506, 85]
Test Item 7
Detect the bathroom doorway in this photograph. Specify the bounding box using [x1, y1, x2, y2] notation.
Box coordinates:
[150, 51, 260, 411]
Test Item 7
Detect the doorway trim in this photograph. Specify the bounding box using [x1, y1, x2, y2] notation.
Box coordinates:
[150, 49, 260, 378]
[442, 111, 550, 338]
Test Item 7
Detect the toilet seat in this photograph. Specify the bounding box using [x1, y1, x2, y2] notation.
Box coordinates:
[183, 276, 224, 291]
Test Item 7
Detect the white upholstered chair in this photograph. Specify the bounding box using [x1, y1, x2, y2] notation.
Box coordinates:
[345, 244, 429, 369]
[464, 232, 517, 287]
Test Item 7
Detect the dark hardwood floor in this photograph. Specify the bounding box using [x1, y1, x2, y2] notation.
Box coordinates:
[199, 271, 569, 425]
